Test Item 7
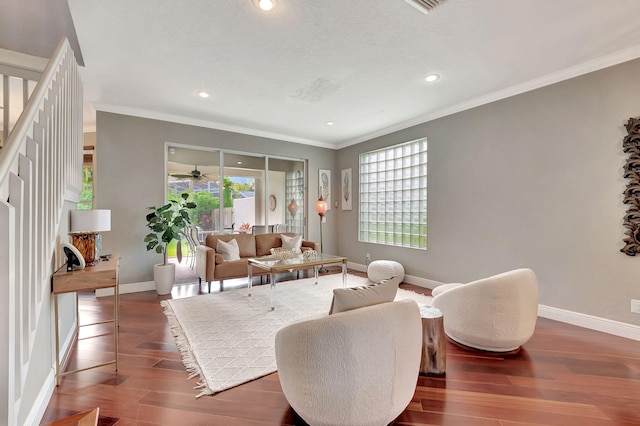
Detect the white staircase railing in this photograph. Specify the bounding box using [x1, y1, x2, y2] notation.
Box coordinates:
[0, 47, 45, 147]
[0, 38, 82, 425]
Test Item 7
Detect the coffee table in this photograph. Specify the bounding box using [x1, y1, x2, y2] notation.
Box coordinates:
[247, 253, 348, 310]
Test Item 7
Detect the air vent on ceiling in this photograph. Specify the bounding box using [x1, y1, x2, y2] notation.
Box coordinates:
[402, 0, 448, 15]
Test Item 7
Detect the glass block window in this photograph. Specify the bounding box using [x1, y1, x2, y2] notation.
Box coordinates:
[359, 138, 427, 249]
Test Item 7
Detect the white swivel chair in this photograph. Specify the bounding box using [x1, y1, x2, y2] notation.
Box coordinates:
[432, 268, 539, 352]
[275, 299, 422, 426]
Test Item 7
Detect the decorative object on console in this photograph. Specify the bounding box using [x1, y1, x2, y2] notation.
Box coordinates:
[60, 242, 85, 271]
[70, 209, 111, 265]
[621, 116, 640, 256]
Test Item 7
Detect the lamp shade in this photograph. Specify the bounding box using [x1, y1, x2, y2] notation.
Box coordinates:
[315, 197, 328, 216]
[70, 209, 111, 233]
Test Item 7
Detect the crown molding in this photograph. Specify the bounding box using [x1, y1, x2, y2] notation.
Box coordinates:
[91, 102, 337, 150]
[337, 44, 640, 150]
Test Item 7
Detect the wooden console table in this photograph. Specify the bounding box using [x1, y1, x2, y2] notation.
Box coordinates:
[51, 254, 120, 386]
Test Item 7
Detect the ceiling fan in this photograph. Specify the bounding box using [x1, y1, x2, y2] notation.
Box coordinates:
[169, 165, 208, 180]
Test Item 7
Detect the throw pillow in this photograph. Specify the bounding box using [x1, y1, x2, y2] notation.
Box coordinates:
[216, 239, 240, 261]
[329, 279, 399, 314]
[280, 234, 302, 254]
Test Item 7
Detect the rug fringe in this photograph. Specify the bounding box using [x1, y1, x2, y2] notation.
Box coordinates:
[160, 300, 214, 398]
[195, 388, 215, 398]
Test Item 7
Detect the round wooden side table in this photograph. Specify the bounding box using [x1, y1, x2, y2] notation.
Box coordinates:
[418, 304, 446, 375]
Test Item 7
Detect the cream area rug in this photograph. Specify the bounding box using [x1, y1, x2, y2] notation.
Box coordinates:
[161, 274, 432, 397]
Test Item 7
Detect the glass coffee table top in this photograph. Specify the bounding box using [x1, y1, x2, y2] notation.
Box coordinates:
[247, 253, 348, 310]
[248, 253, 346, 271]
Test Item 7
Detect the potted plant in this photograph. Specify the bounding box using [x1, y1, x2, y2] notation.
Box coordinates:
[144, 192, 196, 295]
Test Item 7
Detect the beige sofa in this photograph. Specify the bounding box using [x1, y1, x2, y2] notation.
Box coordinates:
[195, 232, 318, 291]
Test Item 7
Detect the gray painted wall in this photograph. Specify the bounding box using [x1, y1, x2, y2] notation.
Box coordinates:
[95, 58, 640, 326]
[95, 113, 336, 285]
[337, 58, 640, 326]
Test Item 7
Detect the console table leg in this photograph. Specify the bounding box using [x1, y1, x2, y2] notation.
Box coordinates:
[114, 281, 119, 371]
[54, 294, 60, 386]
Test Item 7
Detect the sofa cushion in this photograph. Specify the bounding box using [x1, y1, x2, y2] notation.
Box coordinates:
[256, 233, 288, 256]
[329, 280, 399, 314]
[217, 239, 240, 261]
[280, 234, 302, 254]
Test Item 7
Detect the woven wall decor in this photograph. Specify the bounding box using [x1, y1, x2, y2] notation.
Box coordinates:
[621, 116, 640, 255]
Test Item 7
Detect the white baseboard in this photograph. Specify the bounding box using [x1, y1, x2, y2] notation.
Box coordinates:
[538, 305, 640, 341]
[346, 261, 367, 273]
[349, 262, 640, 342]
[105, 267, 640, 342]
[347, 262, 441, 289]
[402, 274, 442, 289]
[28, 369, 56, 425]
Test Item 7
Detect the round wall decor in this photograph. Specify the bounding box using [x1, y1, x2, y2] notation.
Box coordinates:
[269, 194, 277, 211]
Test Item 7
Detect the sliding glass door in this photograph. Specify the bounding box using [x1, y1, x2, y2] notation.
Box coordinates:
[166, 144, 307, 240]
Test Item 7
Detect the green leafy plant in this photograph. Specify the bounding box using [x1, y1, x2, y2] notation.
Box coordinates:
[144, 192, 196, 265]
[167, 180, 235, 231]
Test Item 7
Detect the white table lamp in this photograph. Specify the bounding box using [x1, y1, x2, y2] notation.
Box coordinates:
[70, 209, 111, 264]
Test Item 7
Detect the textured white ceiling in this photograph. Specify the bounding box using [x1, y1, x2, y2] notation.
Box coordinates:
[68, 0, 640, 148]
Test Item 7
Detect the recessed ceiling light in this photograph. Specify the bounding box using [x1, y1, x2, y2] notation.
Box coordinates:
[237, 161, 242, 165]
[196, 90, 211, 98]
[253, 0, 277, 11]
[325, 121, 334, 126]
[424, 74, 440, 83]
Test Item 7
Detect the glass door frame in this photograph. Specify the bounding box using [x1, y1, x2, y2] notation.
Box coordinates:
[165, 142, 308, 238]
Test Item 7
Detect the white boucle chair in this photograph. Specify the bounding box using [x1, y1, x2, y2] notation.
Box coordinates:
[275, 299, 422, 426]
[431, 268, 539, 352]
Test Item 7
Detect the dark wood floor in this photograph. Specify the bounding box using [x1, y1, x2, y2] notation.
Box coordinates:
[42, 264, 640, 425]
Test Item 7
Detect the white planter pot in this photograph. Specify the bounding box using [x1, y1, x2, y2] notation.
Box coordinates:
[154, 263, 175, 295]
